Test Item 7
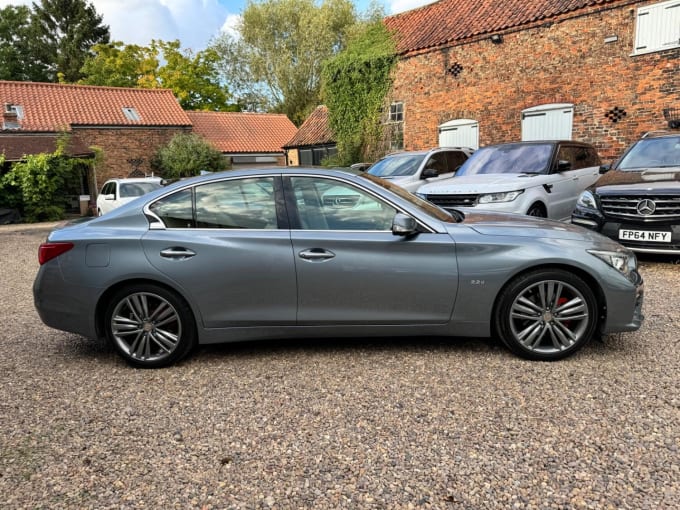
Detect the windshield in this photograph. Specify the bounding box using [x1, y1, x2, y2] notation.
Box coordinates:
[358, 172, 457, 222]
[367, 154, 425, 177]
[456, 143, 553, 176]
[616, 136, 680, 170]
[120, 182, 161, 198]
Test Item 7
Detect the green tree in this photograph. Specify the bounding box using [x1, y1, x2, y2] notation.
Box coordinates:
[210, 0, 357, 125]
[80, 40, 237, 111]
[152, 133, 228, 179]
[31, 0, 110, 82]
[0, 5, 49, 81]
[321, 21, 396, 164]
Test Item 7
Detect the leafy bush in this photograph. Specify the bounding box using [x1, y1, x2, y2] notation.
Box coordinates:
[152, 133, 228, 179]
[0, 140, 88, 222]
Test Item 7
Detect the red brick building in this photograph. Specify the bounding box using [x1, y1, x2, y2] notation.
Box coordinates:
[283, 105, 337, 166]
[187, 111, 297, 168]
[0, 81, 193, 190]
[384, 0, 680, 160]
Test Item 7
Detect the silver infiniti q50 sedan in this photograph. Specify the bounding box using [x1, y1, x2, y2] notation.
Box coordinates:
[34, 168, 644, 368]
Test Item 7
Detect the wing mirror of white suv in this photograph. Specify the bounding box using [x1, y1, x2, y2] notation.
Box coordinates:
[557, 160, 572, 172]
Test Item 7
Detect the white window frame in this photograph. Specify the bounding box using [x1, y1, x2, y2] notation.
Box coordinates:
[389, 102, 403, 123]
[633, 0, 680, 55]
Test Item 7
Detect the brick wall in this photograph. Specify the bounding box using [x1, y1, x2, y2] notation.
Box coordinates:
[390, 1, 679, 160]
[73, 126, 191, 191]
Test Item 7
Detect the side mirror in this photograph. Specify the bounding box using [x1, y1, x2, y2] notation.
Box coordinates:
[421, 168, 438, 179]
[599, 163, 611, 174]
[557, 160, 572, 172]
[392, 213, 418, 236]
[104, 194, 115, 201]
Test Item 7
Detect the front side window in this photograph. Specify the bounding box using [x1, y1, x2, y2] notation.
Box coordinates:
[195, 177, 277, 229]
[456, 144, 553, 176]
[424, 153, 448, 175]
[557, 146, 601, 171]
[290, 177, 397, 231]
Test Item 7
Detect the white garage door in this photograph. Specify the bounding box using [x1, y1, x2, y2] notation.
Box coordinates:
[438, 119, 479, 149]
[521, 104, 573, 141]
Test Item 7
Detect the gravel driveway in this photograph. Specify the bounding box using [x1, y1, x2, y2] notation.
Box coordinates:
[0, 224, 677, 509]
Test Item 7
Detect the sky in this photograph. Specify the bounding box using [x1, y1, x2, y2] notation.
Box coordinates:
[0, 0, 437, 51]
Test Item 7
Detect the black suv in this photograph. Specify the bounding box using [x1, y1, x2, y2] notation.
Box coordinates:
[572, 132, 680, 255]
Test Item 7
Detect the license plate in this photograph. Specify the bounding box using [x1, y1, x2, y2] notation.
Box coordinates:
[619, 229, 672, 243]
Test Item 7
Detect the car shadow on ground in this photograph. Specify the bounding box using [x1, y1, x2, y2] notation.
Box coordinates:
[51, 331, 632, 368]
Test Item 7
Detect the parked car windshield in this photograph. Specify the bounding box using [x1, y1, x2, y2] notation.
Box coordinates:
[358, 172, 457, 222]
[616, 136, 680, 170]
[367, 154, 425, 177]
[456, 143, 553, 176]
[120, 182, 162, 198]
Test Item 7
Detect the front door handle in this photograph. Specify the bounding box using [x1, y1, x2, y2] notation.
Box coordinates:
[160, 247, 196, 260]
[298, 248, 335, 261]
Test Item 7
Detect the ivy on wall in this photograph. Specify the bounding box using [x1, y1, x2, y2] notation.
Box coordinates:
[321, 22, 396, 165]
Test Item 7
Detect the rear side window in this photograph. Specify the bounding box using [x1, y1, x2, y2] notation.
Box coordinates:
[195, 178, 277, 229]
[149, 189, 194, 228]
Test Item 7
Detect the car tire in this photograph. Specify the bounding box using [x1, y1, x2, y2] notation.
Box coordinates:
[494, 269, 598, 361]
[527, 203, 546, 217]
[97, 208, 102, 217]
[104, 283, 197, 368]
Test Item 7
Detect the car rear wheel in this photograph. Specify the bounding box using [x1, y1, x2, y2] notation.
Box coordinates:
[104, 284, 196, 368]
[495, 269, 598, 360]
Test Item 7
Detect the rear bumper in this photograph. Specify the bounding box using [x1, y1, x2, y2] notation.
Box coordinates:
[33, 263, 100, 339]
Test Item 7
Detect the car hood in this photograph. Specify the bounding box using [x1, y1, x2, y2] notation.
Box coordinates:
[455, 209, 617, 243]
[419, 173, 546, 194]
[591, 168, 680, 194]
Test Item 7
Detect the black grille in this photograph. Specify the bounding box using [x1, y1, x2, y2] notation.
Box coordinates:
[600, 195, 680, 221]
[426, 194, 479, 209]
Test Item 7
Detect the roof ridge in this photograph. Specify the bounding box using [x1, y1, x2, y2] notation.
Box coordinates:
[0, 79, 174, 94]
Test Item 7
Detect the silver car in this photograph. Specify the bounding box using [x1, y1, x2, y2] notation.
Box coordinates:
[34, 168, 644, 368]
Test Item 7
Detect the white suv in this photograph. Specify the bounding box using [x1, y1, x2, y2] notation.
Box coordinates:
[416, 141, 603, 221]
[97, 177, 162, 216]
[366, 147, 473, 192]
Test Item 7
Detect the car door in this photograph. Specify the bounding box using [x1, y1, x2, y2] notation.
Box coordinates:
[141, 176, 297, 328]
[284, 175, 459, 325]
[545, 145, 599, 221]
[98, 182, 115, 215]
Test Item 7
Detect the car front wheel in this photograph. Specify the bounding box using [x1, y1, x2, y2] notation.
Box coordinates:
[104, 284, 196, 368]
[495, 269, 598, 360]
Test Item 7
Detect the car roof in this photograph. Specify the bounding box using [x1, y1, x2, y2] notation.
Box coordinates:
[381, 147, 472, 158]
[480, 140, 593, 148]
[105, 177, 162, 183]
[640, 130, 680, 139]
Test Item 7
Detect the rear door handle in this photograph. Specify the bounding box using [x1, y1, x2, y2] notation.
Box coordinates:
[160, 247, 196, 260]
[298, 248, 335, 261]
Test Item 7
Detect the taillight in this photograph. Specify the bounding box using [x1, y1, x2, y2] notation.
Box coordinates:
[38, 242, 74, 265]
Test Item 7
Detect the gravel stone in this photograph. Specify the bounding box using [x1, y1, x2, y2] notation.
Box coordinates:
[0, 224, 678, 509]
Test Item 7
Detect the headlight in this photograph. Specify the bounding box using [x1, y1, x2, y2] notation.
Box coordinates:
[414, 192, 427, 200]
[588, 249, 637, 277]
[477, 190, 523, 204]
[576, 190, 598, 210]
